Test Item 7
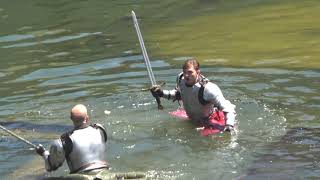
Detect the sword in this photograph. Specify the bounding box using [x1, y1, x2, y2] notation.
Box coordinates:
[131, 10, 163, 109]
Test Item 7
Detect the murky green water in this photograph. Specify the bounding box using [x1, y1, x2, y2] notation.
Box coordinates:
[0, 0, 319, 179]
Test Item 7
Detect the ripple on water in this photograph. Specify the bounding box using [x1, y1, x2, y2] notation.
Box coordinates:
[243, 83, 273, 91]
[203, 58, 229, 64]
[15, 55, 141, 82]
[0, 109, 15, 116]
[284, 86, 316, 94]
[28, 29, 70, 37]
[263, 92, 293, 98]
[39, 75, 103, 86]
[0, 72, 6, 78]
[216, 67, 293, 75]
[47, 52, 70, 58]
[123, 50, 133, 54]
[271, 78, 291, 83]
[172, 56, 193, 61]
[301, 70, 320, 78]
[254, 58, 301, 66]
[1, 93, 34, 103]
[44, 91, 88, 101]
[2, 32, 102, 48]
[296, 114, 316, 121]
[245, 127, 320, 179]
[283, 97, 305, 106]
[0, 34, 34, 43]
[209, 74, 251, 85]
[129, 60, 170, 68]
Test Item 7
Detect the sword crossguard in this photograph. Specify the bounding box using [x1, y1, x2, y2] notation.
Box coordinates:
[141, 81, 166, 91]
[145, 82, 165, 110]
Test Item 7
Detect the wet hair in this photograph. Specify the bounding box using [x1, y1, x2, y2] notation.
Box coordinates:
[182, 59, 200, 71]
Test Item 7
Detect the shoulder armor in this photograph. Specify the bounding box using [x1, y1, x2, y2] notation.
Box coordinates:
[198, 75, 210, 105]
[199, 74, 209, 85]
[47, 139, 65, 171]
[91, 123, 107, 143]
[176, 72, 184, 84]
[60, 131, 73, 160]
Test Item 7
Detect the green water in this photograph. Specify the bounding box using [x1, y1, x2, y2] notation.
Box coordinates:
[147, 0, 320, 68]
[0, 0, 319, 179]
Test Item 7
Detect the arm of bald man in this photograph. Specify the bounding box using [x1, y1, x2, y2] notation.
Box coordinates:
[41, 139, 65, 171]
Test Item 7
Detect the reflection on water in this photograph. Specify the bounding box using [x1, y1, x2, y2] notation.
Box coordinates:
[0, 0, 320, 179]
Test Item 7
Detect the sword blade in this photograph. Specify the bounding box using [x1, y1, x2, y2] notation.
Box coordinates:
[131, 10, 156, 86]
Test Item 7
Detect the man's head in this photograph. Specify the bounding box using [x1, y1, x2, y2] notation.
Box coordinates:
[182, 59, 200, 86]
[70, 104, 89, 127]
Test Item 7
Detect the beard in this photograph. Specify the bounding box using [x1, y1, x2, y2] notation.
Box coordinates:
[185, 75, 198, 86]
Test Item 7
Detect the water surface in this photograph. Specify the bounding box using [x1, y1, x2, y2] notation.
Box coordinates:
[0, 0, 319, 179]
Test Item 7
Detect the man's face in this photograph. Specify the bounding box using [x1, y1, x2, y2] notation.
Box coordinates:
[183, 65, 200, 86]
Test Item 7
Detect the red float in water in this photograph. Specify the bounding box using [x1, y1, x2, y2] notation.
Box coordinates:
[169, 109, 226, 136]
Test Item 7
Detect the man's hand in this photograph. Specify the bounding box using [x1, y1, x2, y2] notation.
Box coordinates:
[224, 125, 234, 132]
[150, 85, 164, 98]
[36, 144, 46, 156]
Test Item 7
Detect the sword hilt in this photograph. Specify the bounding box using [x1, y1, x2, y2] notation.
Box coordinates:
[148, 82, 165, 110]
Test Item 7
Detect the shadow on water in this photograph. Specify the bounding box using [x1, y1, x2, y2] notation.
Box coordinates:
[242, 127, 320, 179]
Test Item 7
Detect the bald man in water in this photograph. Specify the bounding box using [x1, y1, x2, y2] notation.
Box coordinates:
[36, 104, 108, 174]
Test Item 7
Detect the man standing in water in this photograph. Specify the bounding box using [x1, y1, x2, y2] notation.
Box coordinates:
[150, 59, 236, 135]
[36, 104, 108, 174]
